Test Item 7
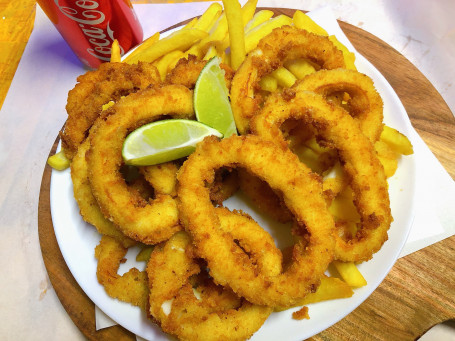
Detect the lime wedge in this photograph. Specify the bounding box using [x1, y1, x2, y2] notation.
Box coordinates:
[194, 57, 238, 137]
[122, 119, 223, 166]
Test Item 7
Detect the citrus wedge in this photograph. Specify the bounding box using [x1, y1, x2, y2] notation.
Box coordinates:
[122, 119, 222, 166]
[194, 56, 237, 137]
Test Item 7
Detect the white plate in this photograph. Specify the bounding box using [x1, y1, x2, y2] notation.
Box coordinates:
[50, 32, 417, 341]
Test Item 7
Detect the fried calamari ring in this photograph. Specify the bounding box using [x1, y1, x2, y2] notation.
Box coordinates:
[165, 55, 234, 90]
[88, 85, 194, 245]
[62, 62, 161, 159]
[177, 135, 335, 307]
[71, 140, 135, 248]
[95, 235, 149, 310]
[231, 26, 345, 134]
[294, 68, 384, 142]
[147, 208, 277, 341]
[250, 90, 392, 262]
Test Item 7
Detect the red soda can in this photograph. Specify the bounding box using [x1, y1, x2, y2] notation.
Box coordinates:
[37, 0, 143, 68]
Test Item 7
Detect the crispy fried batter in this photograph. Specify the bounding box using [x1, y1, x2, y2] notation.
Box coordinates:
[88, 85, 194, 244]
[62, 62, 160, 159]
[251, 90, 392, 262]
[165, 55, 234, 90]
[231, 26, 345, 133]
[95, 236, 149, 310]
[177, 135, 335, 307]
[147, 208, 276, 341]
[294, 68, 384, 142]
[71, 140, 136, 247]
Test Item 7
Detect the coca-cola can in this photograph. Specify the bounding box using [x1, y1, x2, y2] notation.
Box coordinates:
[37, 0, 143, 68]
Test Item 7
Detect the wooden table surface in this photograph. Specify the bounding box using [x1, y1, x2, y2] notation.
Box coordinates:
[5, 1, 455, 340]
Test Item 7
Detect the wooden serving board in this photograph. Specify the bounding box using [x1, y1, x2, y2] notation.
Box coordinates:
[38, 8, 455, 341]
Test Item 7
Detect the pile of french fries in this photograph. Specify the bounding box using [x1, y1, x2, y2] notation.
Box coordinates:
[108, 0, 413, 306]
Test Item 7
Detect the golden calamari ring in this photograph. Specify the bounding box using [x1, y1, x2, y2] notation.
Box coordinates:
[230, 25, 346, 134]
[95, 235, 149, 310]
[294, 68, 384, 142]
[177, 135, 335, 307]
[70, 140, 136, 248]
[62, 62, 160, 159]
[147, 207, 279, 341]
[250, 90, 392, 262]
[88, 85, 194, 245]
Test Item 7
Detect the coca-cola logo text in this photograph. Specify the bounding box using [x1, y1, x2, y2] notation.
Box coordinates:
[54, 0, 123, 63]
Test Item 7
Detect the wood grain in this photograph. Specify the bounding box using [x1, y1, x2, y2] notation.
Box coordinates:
[32, 6, 455, 341]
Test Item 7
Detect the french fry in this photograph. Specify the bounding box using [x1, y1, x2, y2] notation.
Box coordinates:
[220, 0, 257, 52]
[102, 100, 115, 111]
[223, 52, 231, 66]
[304, 136, 331, 155]
[203, 44, 220, 60]
[189, 13, 229, 60]
[245, 10, 274, 33]
[259, 74, 277, 92]
[377, 154, 398, 178]
[328, 186, 361, 222]
[222, 0, 246, 69]
[217, 0, 257, 53]
[340, 221, 359, 240]
[136, 246, 154, 262]
[193, 2, 223, 32]
[293, 146, 325, 173]
[292, 10, 328, 36]
[182, 3, 227, 60]
[380, 125, 414, 155]
[323, 162, 348, 200]
[47, 150, 70, 171]
[125, 28, 208, 64]
[123, 32, 160, 64]
[375, 139, 399, 178]
[375, 140, 399, 160]
[207, 13, 229, 42]
[270, 67, 297, 88]
[154, 50, 185, 81]
[285, 59, 317, 79]
[244, 14, 293, 53]
[183, 17, 198, 29]
[241, 0, 258, 26]
[167, 51, 186, 71]
[182, 4, 229, 63]
[184, 42, 205, 60]
[301, 275, 354, 304]
[332, 261, 367, 288]
[110, 39, 121, 63]
[274, 275, 354, 311]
